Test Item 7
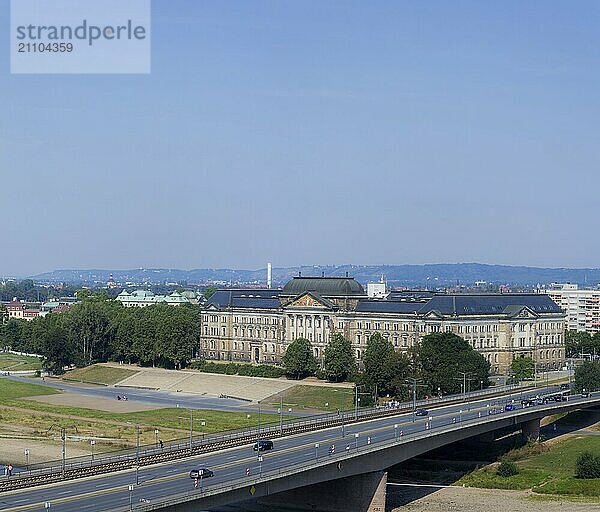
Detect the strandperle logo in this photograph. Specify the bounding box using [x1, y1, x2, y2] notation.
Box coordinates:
[11, 0, 151, 74]
[15, 20, 147, 46]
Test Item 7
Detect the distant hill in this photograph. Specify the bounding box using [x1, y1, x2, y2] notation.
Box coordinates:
[29, 263, 600, 287]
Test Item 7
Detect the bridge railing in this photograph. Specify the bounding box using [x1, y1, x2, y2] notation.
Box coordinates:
[15, 380, 544, 481]
[108, 392, 595, 512]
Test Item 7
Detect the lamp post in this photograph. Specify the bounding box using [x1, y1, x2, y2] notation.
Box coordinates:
[314, 443, 319, 461]
[354, 432, 359, 451]
[394, 424, 398, 440]
[247, 414, 251, 433]
[188, 409, 196, 453]
[154, 429, 159, 447]
[90, 440, 96, 463]
[128, 484, 134, 511]
[200, 420, 206, 444]
[278, 396, 283, 434]
[24, 449, 29, 472]
[47, 424, 77, 479]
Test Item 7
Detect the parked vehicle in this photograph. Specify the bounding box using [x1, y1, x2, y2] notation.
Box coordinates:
[189, 468, 214, 479]
[559, 383, 570, 390]
[253, 440, 274, 452]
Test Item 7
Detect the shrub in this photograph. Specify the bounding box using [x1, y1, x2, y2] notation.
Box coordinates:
[496, 459, 520, 477]
[576, 452, 600, 479]
[189, 360, 285, 379]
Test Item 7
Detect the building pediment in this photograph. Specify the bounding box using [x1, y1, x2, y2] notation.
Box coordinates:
[284, 292, 335, 310]
[503, 305, 539, 319]
[424, 310, 444, 319]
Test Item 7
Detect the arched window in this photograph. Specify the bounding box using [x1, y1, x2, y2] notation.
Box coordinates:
[356, 349, 361, 359]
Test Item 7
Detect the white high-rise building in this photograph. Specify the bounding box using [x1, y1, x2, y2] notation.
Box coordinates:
[545, 283, 600, 334]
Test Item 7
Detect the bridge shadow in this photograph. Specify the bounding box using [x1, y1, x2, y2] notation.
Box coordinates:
[210, 410, 600, 512]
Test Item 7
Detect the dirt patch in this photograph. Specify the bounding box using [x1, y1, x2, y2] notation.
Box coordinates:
[0, 437, 94, 466]
[391, 486, 600, 512]
[24, 393, 159, 412]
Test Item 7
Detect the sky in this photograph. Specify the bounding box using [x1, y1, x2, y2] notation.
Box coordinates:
[2, 1, 599, 276]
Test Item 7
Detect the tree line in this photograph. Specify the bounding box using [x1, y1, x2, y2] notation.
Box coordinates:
[565, 330, 600, 358]
[282, 331, 491, 401]
[0, 296, 200, 373]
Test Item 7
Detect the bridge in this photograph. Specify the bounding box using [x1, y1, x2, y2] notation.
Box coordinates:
[0, 388, 598, 512]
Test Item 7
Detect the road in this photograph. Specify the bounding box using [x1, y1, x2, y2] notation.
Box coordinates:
[4, 376, 312, 415]
[0, 385, 578, 512]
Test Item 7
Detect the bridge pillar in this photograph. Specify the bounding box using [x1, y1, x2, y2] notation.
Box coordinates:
[258, 471, 387, 512]
[521, 418, 540, 442]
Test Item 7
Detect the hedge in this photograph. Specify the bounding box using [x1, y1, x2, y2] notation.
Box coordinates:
[190, 360, 286, 379]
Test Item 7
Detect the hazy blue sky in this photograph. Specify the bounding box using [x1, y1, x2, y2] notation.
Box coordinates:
[2, 1, 599, 276]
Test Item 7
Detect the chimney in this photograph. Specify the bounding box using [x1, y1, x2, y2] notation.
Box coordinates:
[267, 262, 272, 289]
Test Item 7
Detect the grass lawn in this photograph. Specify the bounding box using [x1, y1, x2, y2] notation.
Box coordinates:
[61, 364, 138, 386]
[263, 384, 355, 411]
[0, 378, 58, 399]
[0, 353, 42, 371]
[457, 434, 600, 498]
[0, 378, 279, 448]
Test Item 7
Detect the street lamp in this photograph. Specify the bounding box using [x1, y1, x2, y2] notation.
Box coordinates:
[47, 424, 78, 478]
[314, 443, 319, 460]
[128, 484, 134, 511]
[354, 432, 359, 451]
[90, 440, 96, 463]
[24, 449, 29, 472]
[394, 424, 398, 440]
[154, 429, 159, 447]
[247, 414, 251, 432]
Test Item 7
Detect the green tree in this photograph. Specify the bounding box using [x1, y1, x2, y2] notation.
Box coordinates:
[282, 338, 317, 379]
[363, 333, 411, 398]
[0, 303, 8, 326]
[511, 356, 535, 382]
[574, 361, 600, 393]
[415, 332, 490, 395]
[40, 317, 74, 374]
[323, 333, 356, 382]
[203, 286, 218, 299]
[565, 330, 593, 358]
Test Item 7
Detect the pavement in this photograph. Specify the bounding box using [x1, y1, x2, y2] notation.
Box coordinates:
[0, 385, 585, 512]
[3, 375, 312, 416]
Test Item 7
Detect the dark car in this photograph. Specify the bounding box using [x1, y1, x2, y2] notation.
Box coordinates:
[504, 404, 515, 411]
[560, 383, 570, 390]
[415, 409, 428, 417]
[189, 468, 214, 479]
[253, 440, 274, 452]
[521, 399, 535, 408]
[581, 391, 590, 398]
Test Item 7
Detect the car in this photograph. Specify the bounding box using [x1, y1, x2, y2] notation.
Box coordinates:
[253, 439, 274, 451]
[189, 468, 214, 479]
[581, 391, 590, 398]
[504, 404, 515, 411]
[521, 399, 535, 408]
[560, 383, 570, 390]
[415, 409, 428, 417]
[535, 397, 548, 405]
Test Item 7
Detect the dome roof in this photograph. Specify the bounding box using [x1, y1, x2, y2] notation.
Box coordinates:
[282, 276, 365, 297]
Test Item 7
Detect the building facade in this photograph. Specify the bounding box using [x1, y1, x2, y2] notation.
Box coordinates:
[544, 283, 600, 334]
[116, 290, 203, 308]
[199, 276, 566, 375]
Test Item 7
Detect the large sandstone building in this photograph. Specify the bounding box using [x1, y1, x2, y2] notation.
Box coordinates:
[200, 276, 566, 375]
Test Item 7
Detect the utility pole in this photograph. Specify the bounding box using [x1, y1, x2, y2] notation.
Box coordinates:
[189, 409, 194, 454]
[279, 397, 283, 434]
[47, 424, 77, 479]
[405, 378, 424, 422]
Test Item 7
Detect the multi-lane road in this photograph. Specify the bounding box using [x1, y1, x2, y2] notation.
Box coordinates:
[0, 385, 586, 512]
